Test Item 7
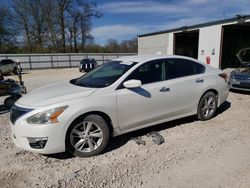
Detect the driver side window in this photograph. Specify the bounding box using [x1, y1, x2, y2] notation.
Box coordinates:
[126, 59, 166, 85]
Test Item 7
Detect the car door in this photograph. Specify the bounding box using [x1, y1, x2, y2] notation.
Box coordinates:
[116, 59, 173, 131]
[164, 58, 206, 116]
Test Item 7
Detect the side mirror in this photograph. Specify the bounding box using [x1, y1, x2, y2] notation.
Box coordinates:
[123, 79, 142, 89]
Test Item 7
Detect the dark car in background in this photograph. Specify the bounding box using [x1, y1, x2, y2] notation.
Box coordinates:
[79, 58, 98, 72]
[229, 48, 250, 91]
[0, 59, 18, 75]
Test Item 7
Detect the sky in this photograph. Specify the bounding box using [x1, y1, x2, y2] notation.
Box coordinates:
[92, 0, 250, 45]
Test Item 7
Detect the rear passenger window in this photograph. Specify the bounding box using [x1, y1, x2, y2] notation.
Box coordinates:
[126, 59, 165, 85]
[194, 62, 205, 74]
[166, 59, 195, 79]
[166, 58, 205, 79]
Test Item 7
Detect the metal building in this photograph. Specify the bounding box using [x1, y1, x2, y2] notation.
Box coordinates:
[138, 15, 250, 69]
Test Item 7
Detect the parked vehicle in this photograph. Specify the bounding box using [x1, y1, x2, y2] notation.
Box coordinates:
[0, 59, 18, 75]
[10, 55, 229, 157]
[229, 48, 250, 91]
[0, 62, 26, 108]
[0, 78, 22, 108]
[79, 58, 98, 72]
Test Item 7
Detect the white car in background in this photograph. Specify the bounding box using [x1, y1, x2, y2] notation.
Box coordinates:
[10, 55, 229, 157]
[0, 59, 18, 75]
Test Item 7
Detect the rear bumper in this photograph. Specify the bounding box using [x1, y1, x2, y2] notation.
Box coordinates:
[219, 88, 229, 106]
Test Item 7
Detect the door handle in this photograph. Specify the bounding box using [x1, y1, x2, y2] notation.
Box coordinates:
[196, 78, 204, 83]
[160, 87, 170, 92]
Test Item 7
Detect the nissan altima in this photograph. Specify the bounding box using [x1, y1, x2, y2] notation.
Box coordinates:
[10, 55, 229, 157]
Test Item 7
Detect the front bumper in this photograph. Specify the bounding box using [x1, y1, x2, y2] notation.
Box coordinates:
[11, 119, 66, 154]
[229, 77, 250, 91]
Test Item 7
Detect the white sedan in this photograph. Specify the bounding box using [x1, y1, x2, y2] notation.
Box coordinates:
[10, 55, 229, 157]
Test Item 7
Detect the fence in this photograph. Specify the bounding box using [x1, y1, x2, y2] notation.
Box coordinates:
[0, 53, 137, 69]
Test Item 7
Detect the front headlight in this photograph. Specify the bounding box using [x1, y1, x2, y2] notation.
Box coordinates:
[26, 106, 68, 124]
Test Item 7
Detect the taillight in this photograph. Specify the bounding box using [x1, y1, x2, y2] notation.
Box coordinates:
[219, 73, 228, 82]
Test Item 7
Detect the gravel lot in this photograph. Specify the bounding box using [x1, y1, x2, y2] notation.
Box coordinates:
[0, 68, 250, 188]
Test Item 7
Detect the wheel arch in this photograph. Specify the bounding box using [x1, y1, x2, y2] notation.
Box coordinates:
[66, 111, 114, 136]
[198, 88, 219, 108]
[197, 89, 219, 120]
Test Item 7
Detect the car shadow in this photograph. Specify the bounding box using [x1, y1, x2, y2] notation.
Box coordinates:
[229, 89, 250, 95]
[45, 152, 75, 160]
[104, 100, 231, 155]
[129, 88, 151, 98]
[214, 100, 231, 117]
[46, 116, 197, 160]
[45, 101, 231, 160]
[104, 115, 196, 154]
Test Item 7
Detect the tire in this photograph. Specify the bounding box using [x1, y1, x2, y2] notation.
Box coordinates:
[4, 95, 20, 109]
[66, 114, 110, 157]
[197, 91, 218, 121]
[13, 67, 18, 75]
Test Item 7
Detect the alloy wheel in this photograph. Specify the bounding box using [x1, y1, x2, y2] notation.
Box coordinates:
[201, 96, 216, 118]
[70, 121, 103, 153]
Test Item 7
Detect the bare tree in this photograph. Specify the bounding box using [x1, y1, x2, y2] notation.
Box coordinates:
[80, 2, 102, 48]
[41, 0, 60, 51]
[8, 0, 102, 53]
[0, 4, 17, 53]
[11, 0, 33, 52]
[28, 0, 47, 50]
[57, 0, 71, 52]
[67, 0, 101, 52]
[67, 2, 82, 52]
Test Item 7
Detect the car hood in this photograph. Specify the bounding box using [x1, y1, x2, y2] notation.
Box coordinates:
[17, 81, 97, 107]
[232, 67, 250, 75]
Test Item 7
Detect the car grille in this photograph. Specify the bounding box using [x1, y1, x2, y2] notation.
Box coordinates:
[10, 105, 33, 124]
[233, 75, 250, 81]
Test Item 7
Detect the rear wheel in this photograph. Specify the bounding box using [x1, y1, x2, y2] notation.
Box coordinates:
[197, 92, 218, 120]
[66, 114, 110, 157]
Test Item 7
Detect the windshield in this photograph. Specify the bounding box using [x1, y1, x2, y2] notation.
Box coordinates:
[71, 61, 136, 88]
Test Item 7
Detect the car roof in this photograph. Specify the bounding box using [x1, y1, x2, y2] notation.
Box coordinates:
[115, 55, 199, 64]
[0, 59, 15, 63]
[81, 58, 95, 61]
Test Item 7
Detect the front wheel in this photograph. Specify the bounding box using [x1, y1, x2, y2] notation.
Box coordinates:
[66, 114, 110, 157]
[197, 92, 218, 121]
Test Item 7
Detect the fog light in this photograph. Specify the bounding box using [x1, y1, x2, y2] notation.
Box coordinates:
[27, 137, 48, 149]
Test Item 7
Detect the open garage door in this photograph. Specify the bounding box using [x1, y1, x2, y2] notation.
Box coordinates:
[220, 23, 250, 69]
[174, 30, 199, 59]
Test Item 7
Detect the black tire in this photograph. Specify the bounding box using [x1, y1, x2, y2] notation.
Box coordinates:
[197, 91, 218, 121]
[66, 114, 110, 157]
[4, 95, 21, 109]
[13, 67, 18, 75]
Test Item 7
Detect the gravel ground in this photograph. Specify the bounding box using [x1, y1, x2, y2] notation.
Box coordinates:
[0, 68, 250, 188]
